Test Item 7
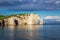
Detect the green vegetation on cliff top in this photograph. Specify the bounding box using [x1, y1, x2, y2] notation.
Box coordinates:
[0, 14, 31, 20]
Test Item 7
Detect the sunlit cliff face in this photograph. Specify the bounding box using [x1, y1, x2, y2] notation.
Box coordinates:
[27, 14, 43, 25]
[0, 14, 43, 26]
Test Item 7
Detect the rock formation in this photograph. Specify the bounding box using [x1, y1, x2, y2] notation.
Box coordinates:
[0, 14, 43, 26]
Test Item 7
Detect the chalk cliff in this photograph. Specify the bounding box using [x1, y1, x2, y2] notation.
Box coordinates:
[0, 14, 43, 26]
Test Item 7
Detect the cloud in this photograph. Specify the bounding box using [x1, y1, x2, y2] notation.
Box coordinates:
[0, 0, 60, 11]
[44, 16, 60, 19]
[55, 1, 60, 4]
[32, 0, 37, 2]
[44, 16, 60, 24]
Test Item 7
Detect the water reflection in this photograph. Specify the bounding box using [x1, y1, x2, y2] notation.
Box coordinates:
[0, 25, 43, 40]
[0, 25, 60, 40]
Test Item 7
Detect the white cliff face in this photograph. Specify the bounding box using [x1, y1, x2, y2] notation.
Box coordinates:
[27, 15, 33, 24]
[7, 16, 16, 26]
[27, 14, 43, 25]
[7, 16, 23, 25]
[0, 14, 43, 26]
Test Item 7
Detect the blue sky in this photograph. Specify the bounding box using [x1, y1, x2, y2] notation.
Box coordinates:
[0, 9, 60, 17]
[0, 0, 60, 18]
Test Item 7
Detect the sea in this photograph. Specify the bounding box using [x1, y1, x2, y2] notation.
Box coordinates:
[0, 25, 60, 40]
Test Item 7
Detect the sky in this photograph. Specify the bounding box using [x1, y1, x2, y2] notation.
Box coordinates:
[0, 0, 60, 19]
[0, 0, 60, 10]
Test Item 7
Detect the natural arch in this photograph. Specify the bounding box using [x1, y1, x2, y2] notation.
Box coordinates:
[38, 16, 43, 25]
[38, 19, 40, 25]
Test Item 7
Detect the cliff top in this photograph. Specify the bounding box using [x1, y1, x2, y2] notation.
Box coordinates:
[0, 14, 38, 20]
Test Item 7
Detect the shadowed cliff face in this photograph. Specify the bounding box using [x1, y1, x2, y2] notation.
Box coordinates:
[0, 22, 1, 26]
[0, 20, 1, 25]
[14, 19, 18, 26]
[0, 14, 43, 26]
[2, 20, 5, 26]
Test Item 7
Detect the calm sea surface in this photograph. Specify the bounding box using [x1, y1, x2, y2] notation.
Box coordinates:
[0, 25, 60, 40]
